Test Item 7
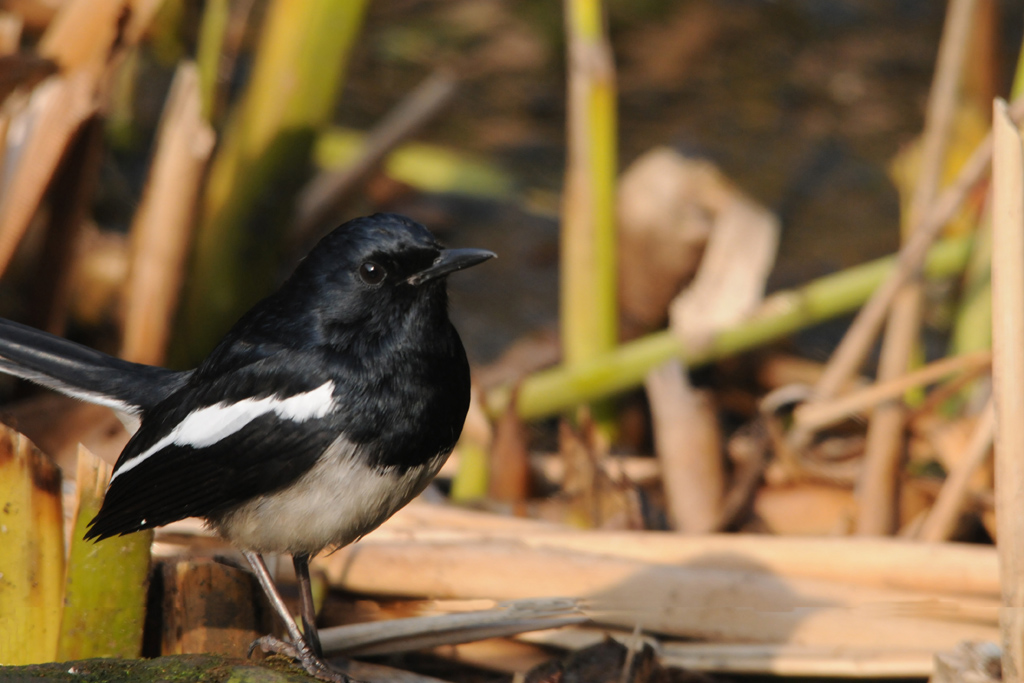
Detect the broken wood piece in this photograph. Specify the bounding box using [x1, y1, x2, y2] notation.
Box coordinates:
[160, 558, 263, 658]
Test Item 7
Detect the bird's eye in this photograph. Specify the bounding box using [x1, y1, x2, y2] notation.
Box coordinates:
[358, 261, 386, 285]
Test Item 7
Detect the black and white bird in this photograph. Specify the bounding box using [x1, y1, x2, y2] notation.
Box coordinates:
[0, 213, 494, 682]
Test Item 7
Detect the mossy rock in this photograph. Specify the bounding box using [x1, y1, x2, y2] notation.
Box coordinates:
[0, 654, 315, 682]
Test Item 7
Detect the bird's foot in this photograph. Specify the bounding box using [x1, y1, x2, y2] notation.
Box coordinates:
[249, 635, 360, 683]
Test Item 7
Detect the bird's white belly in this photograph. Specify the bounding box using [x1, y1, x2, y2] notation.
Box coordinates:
[211, 436, 448, 554]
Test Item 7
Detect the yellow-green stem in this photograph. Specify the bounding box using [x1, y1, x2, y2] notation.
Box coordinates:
[561, 0, 618, 368]
[487, 236, 974, 421]
[195, 0, 229, 122]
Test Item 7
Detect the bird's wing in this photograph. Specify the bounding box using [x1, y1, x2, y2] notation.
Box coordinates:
[84, 355, 349, 540]
[0, 318, 190, 414]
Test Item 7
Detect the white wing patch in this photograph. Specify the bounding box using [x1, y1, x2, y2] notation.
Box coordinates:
[109, 381, 337, 483]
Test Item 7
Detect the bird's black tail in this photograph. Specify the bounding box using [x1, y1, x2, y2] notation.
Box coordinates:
[0, 318, 189, 415]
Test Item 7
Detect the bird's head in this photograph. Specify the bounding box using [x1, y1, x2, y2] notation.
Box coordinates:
[291, 214, 494, 347]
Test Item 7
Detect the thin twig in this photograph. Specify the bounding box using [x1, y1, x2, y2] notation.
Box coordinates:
[917, 399, 994, 542]
[793, 350, 992, 434]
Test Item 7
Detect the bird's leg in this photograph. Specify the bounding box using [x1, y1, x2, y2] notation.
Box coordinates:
[242, 550, 353, 683]
[293, 552, 324, 657]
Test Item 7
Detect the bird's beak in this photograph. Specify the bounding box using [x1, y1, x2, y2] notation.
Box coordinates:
[407, 248, 496, 285]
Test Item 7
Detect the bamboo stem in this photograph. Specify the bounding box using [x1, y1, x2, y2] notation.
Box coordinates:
[195, 0, 228, 122]
[485, 236, 973, 420]
[560, 0, 618, 368]
[57, 447, 152, 659]
[991, 97, 1024, 683]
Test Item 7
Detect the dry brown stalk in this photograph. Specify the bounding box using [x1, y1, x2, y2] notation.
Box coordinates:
[918, 398, 994, 541]
[644, 360, 723, 532]
[0, 72, 96, 276]
[792, 349, 992, 433]
[324, 540, 998, 650]
[991, 97, 1024, 683]
[29, 116, 103, 335]
[0, 0, 163, 278]
[120, 63, 214, 365]
[353, 504, 1001, 596]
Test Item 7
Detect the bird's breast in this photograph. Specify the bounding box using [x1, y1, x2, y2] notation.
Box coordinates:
[209, 434, 448, 555]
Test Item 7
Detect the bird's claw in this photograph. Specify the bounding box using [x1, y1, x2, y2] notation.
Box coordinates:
[249, 634, 360, 683]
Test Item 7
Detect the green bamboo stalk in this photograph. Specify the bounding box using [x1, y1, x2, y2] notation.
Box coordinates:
[172, 0, 368, 366]
[560, 0, 618, 368]
[315, 128, 514, 199]
[0, 427, 64, 665]
[486, 236, 973, 421]
[57, 447, 152, 660]
[195, 0, 229, 122]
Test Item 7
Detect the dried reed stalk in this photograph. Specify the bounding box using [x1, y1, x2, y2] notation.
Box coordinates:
[367, 505, 1000, 596]
[323, 540, 999, 650]
[645, 360, 723, 532]
[0, 73, 96, 276]
[793, 349, 991, 433]
[121, 62, 214, 365]
[991, 97, 1024, 683]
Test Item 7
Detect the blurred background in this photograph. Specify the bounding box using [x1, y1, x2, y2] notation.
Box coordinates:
[2, 0, 1024, 681]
